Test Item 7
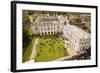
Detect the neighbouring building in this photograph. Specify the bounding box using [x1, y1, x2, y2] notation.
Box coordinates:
[63, 24, 91, 52]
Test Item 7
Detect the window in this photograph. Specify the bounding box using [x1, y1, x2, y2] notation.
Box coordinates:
[83, 47, 85, 51]
[58, 26, 59, 29]
[42, 32, 43, 35]
[51, 32, 53, 34]
[35, 27, 38, 30]
[44, 28, 46, 31]
[48, 27, 50, 30]
[64, 21, 66, 25]
[54, 27, 55, 30]
[45, 32, 47, 35]
[48, 32, 50, 34]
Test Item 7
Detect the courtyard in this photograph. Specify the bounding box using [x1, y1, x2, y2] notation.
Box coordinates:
[35, 35, 69, 62]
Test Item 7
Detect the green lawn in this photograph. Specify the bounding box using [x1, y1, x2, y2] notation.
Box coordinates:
[22, 36, 36, 63]
[35, 35, 69, 62]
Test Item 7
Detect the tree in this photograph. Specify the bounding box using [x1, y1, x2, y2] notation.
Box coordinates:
[28, 10, 34, 15]
[23, 16, 32, 54]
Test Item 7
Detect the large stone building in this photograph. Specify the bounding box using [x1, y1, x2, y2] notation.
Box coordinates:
[63, 24, 91, 52]
[29, 14, 91, 53]
[30, 14, 68, 35]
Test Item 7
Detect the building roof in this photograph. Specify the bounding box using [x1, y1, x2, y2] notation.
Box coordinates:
[63, 24, 90, 40]
[31, 15, 62, 26]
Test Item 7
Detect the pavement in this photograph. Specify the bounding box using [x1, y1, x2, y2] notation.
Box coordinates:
[30, 37, 39, 60]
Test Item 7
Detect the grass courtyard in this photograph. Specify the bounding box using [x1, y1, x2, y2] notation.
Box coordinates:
[35, 35, 69, 62]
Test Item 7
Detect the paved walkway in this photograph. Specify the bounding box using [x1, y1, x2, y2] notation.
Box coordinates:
[30, 37, 39, 60]
[64, 44, 77, 56]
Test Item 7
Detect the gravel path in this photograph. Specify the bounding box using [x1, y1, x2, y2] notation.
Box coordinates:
[30, 37, 39, 60]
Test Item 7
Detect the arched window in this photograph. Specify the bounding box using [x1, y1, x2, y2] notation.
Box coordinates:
[45, 32, 47, 35]
[48, 27, 50, 30]
[83, 47, 85, 51]
[51, 27, 53, 30]
[42, 32, 43, 35]
[35, 27, 38, 30]
[48, 32, 50, 34]
[44, 28, 46, 31]
[57, 26, 59, 29]
[54, 27, 55, 30]
[64, 21, 66, 25]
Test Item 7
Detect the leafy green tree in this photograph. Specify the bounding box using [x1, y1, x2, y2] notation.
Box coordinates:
[22, 15, 32, 54]
[28, 10, 34, 15]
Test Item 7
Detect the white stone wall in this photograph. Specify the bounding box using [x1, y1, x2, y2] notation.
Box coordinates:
[31, 15, 65, 35]
[31, 26, 40, 35]
[32, 24, 61, 35]
[32, 16, 57, 35]
[63, 24, 91, 52]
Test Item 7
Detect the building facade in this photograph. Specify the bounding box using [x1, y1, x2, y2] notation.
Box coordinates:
[63, 24, 91, 52]
[30, 14, 68, 35]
